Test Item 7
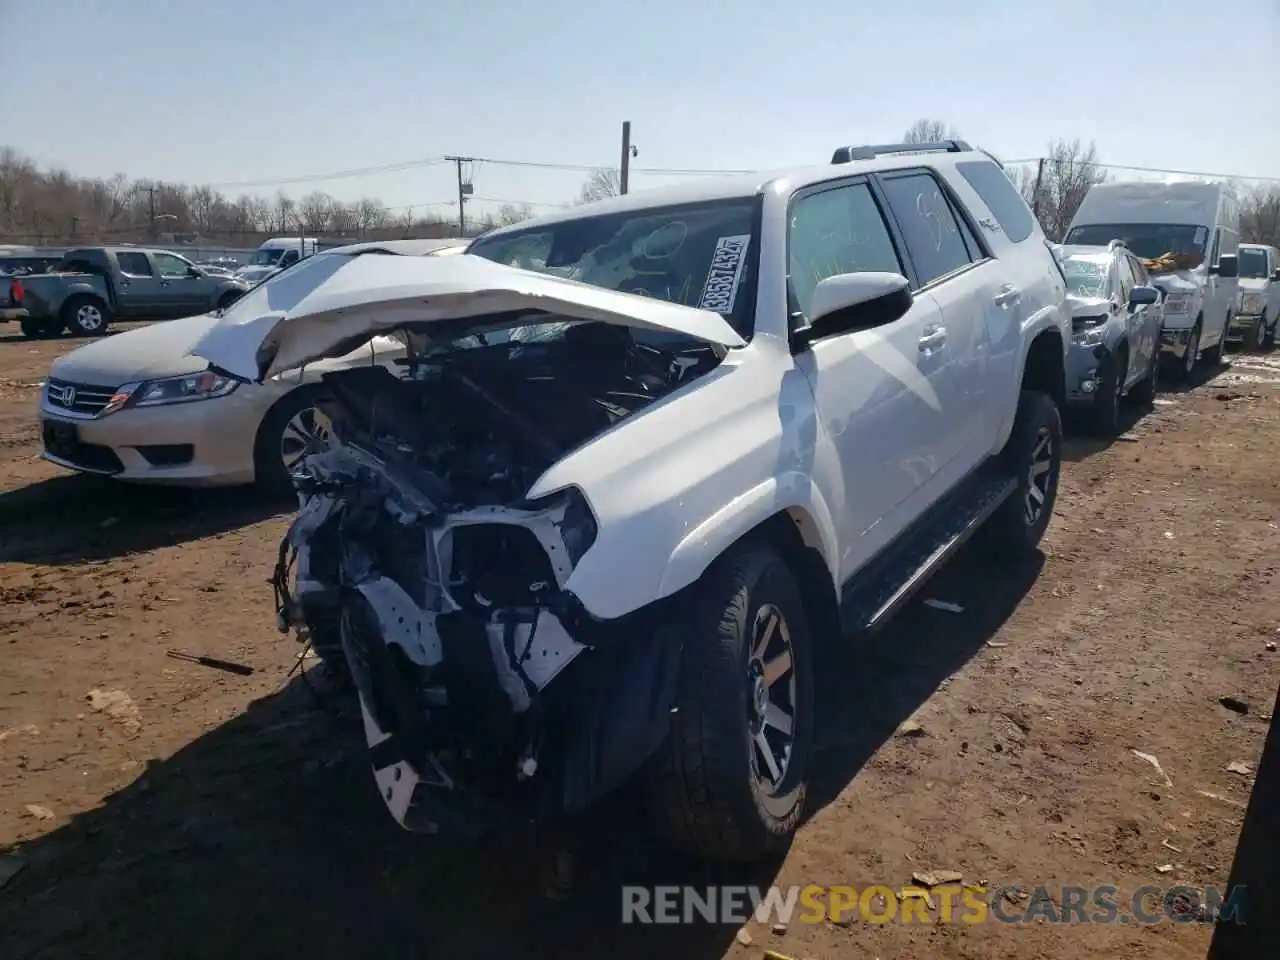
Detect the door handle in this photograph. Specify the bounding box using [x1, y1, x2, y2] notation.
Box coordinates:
[918, 326, 947, 351]
[994, 284, 1021, 307]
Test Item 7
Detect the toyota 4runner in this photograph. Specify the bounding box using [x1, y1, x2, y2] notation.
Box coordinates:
[192, 140, 1070, 862]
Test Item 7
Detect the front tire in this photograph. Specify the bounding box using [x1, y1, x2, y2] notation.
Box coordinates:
[1129, 344, 1159, 406]
[978, 390, 1062, 561]
[1089, 352, 1124, 436]
[1203, 317, 1227, 366]
[1246, 313, 1267, 352]
[646, 542, 815, 862]
[60, 296, 110, 336]
[1168, 321, 1201, 383]
[253, 387, 333, 498]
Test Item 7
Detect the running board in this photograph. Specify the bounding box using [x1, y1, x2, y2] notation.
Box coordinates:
[839, 467, 1018, 635]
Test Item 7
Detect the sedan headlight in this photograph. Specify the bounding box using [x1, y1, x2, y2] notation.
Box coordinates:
[101, 371, 239, 416]
[1072, 317, 1108, 346]
[1240, 292, 1265, 315]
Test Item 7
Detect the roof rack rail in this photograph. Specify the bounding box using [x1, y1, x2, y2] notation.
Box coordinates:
[831, 139, 974, 165]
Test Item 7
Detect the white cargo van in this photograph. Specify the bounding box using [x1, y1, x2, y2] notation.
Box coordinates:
[1064, 180, 1240, 380]
[234, 237, 321, 285]
[1231, 242, 1280, 350]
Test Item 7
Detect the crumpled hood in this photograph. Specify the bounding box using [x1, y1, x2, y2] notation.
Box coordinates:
[193, 252, 747, 382]
[50, 313, 221, 384]
[1146, 270, 1201, 296]
[1066, 294, 1111, 319]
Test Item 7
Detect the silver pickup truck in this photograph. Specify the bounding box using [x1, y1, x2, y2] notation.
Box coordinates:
[7, 246, 251, 339]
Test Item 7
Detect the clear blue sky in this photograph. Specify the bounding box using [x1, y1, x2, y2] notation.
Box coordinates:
[2, 0, 1278, 221]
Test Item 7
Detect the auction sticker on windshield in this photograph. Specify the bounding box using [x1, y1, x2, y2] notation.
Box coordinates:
[698, 235, 751, 313]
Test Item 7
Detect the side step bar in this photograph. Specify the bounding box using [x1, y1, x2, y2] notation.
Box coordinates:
[839, 466, 1018, 635]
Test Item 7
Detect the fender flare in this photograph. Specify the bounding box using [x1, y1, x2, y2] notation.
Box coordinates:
[657, 473, 841, 599]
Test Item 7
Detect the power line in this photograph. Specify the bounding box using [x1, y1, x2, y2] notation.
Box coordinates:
[205, 157, 449, 190]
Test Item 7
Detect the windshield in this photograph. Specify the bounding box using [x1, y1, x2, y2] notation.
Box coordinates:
[466, 197, 762, 341]
[1062, 257, 1110, 298]
[1063, 223, 1207, 262]
[251, 249, 285, 266]
[1238, 248, 1270, 279]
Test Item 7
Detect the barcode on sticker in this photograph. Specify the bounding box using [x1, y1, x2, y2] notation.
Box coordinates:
[698, 235, 751, 313]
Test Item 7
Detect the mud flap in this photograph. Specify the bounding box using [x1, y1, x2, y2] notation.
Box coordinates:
[556, 620, 684, 814]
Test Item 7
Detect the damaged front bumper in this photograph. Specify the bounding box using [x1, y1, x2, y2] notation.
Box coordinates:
[274, 444, 682, 837]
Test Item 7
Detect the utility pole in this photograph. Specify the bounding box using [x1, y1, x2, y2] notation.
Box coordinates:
[619, 121, 634, 195]
[1030, 157, 1046, 222]
[446, 156, 474, 238]
[147, 184, 157, 241]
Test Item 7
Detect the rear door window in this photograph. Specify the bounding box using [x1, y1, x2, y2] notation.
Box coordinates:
[116, 252, 153, 276]
[876, 171, 974, 287]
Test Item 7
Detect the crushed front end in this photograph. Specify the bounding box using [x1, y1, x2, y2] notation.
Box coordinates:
[270, 324, 716, 836]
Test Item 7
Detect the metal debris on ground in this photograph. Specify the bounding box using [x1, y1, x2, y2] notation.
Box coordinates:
[735, 927, 753, 946]
[1162, 839, 1182, 853]
[1197, 789, 1247, 809]
[763, 951, 797, 960]
[1156, 864, 1174, 874]
[165, 649, 254, 676]
[1131, 749, 1174, 787]
[1226, 761, 1253, 777]
[912, 870, 963, 887]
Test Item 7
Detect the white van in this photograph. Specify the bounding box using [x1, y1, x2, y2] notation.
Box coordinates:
[1231, 243, 1280, 350]
[235, 237, 321, 285]
[1064, 180, 1241, 380]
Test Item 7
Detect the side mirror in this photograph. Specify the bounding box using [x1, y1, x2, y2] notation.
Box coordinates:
[1272, 268, 1280, 282]
[1129, 285, 1159, 308]
[1211, 254, 1238, 279]
[795, 272, 913, 348]
[187, 267, 203, 278]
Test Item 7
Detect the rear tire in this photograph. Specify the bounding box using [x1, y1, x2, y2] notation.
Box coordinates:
[60, 296, 110, 336]
[252, 387, 333, 498]
[19, 317, 62, 339]
[646, 541, 815, 862]
[977, 390, 1062, 561]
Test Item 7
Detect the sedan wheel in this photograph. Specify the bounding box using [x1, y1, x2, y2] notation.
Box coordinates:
[280, 406, 332, 474]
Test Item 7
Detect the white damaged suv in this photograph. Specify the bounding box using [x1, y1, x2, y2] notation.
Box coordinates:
[194, 140, 1070, 861]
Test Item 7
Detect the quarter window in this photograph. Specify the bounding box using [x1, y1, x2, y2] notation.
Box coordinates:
[955, 159, 1037, 243]
[878, 172, 973, 287]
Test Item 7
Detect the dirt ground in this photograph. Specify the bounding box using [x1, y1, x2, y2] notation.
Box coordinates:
[1, 322, 1278, 960]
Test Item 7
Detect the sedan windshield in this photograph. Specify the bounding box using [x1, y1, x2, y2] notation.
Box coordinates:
[1237, 248, 1270, 279]
[466, 197, 762, 341]
[1063, 223, 1206, 262]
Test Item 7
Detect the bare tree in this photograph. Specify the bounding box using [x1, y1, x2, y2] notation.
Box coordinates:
[1241, 185, 1280, 247]
[902, 119, 961, 144]
[354, 197, 389, 234]
[297, 191, 333, 232]
[497, 202, 534, 225]
[1020, 139, 1106, 240]
[578, 168, 621, 204]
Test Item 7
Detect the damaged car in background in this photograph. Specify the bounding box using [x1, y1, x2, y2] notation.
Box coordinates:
[194, 145, 1069, 861]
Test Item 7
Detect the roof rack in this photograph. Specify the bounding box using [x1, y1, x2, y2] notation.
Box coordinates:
[831, 139, 974, 165]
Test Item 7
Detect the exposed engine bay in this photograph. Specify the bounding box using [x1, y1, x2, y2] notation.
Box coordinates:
[272, 314, 716, 834]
